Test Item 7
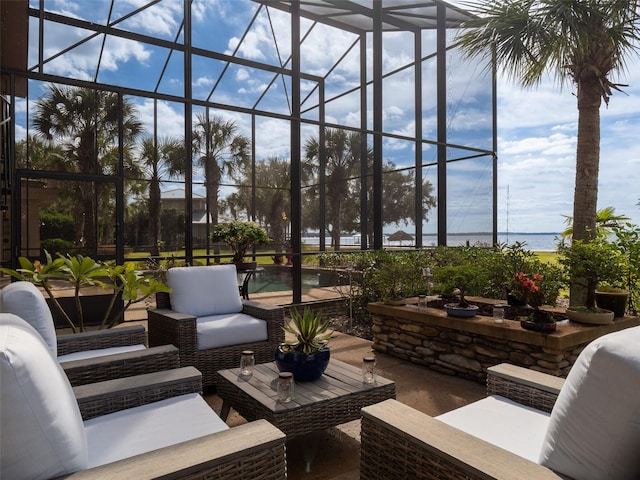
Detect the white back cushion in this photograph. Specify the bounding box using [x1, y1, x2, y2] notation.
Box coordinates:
[539, 326, 640, 479]
[167, 265, 243, 317]
[0, 314, 88, 480]
[1, 281, 57, 356]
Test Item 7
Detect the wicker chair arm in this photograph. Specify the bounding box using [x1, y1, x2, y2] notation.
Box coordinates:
[147, 308, 197, 353]
[61, 344, 180, 386]
[74, 366, 202, 420]
[60, 420, 287, 480]
[487, 363, 564, 413]
[242, 300, 285, 344]
[360, 399, 562, 480]
[57, 325, 147, 356]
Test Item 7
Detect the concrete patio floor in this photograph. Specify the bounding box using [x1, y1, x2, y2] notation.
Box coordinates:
[124, 291, 486, 480]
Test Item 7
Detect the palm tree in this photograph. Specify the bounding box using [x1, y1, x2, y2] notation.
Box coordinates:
[138, 136, 186, 256]
[32, 85, 143, 251]
[227, 157, 291, 259]
[192, 114, 250, 228]
[561, 206, 630, 240]
[304, 129, 366, 251]
[456, 0, 640, 304]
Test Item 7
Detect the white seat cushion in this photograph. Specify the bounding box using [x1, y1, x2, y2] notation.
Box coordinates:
[539, 326, 640, 480]
[0, 314, 88, 480]
[437, 395, 550, 462]
[84, 392, 229, 468]
[197, 313, 268, 350]
[167, 265, 243, 317]
[1, 281, 58, 356]
[57, 344, 146, 363]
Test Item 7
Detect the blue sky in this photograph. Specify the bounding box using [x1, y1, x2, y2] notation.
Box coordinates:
[18, 0, 640, 234]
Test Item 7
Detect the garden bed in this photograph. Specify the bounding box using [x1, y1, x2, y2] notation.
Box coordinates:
[367, 297, 640, 382]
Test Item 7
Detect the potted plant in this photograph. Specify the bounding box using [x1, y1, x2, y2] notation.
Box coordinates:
[275, 308, 333, 382]
[594, 286, 629, 318]
[510, 272, 557, 332]
[432, 265, 483, 318]
[0, 251, 171, 332]
[210, 221, 271, 270]
[596, 222, 640, 317]
[558, 238, 625, 324]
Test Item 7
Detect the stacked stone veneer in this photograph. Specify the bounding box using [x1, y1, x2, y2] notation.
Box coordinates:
[368, 299, 640, 383]
[287, 298, 348, 322]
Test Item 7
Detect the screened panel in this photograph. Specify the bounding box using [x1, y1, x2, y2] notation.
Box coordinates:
[446, 153, 493, 246]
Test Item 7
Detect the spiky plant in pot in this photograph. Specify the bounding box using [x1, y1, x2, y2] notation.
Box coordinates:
[276, 308, 333, 381]
[281, 308, 332, 354]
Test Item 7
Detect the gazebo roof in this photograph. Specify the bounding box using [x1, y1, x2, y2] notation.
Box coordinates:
[254, 0, 473, 34]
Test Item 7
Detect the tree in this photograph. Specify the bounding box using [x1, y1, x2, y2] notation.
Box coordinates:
[138, 136, 186, 256]
[304, 128, 436, 249]
[228, 157, 292, 256]
[456, 0, 640, 304]
[561, 206, 630, 240]
[32, 85, 143, 251]
[192, 114, 250, 228]
[304, 129, 367, 251]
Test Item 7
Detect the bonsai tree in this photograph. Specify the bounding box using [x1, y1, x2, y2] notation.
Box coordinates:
[558, 238, 625, 310]
[432, 265, 484, 308]
[0, 251, 171, 332]
[210, 221, 271, 264]
[281, 308, 332, 354]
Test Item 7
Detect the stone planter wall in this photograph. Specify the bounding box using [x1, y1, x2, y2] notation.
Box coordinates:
[287, 298, 348, 322]
[368, 298, 640, 383]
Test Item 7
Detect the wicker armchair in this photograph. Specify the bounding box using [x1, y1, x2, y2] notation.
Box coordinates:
[1, 315, 287, 480]
[360, 365, 563, 480]
[362, 325, 640, 480]
[0, 281, 179, 385]
[148, 265, 285, 388]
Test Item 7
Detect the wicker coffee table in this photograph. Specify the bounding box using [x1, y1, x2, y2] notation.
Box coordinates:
[217, 359, 396, 438]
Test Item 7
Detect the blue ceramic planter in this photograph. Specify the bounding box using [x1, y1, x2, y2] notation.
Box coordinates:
[275, 346, 330, 382]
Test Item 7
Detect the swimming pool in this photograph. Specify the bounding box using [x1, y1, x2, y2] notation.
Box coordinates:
[247, 267, 340, 294]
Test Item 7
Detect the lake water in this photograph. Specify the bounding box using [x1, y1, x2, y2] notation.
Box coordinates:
[301, 232, 562, 251]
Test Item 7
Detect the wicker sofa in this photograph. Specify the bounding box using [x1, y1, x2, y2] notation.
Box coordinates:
[0, 281, 179, 385]
[361, 325, 640, 480]
[0, 314, 287, 480]
[148, 265, 285, 388]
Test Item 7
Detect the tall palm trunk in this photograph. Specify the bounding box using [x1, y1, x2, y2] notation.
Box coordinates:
[149, 172, 161, 256]
[570, 78, 602, 305]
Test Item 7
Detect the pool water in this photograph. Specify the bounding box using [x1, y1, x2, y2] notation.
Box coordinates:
[248, 268, 336, 294]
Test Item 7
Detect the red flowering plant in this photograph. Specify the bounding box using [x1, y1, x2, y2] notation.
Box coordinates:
[511, 272, 555, 323]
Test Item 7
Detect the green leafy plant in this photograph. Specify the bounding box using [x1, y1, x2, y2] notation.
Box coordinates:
[282, 308, 332, 355]
[432, 265, 484, 308]
[210, 221, 271, 263]
[610, 222, 640, 314]
[558, 238, 625, 310]
[0, 251, 171, 332]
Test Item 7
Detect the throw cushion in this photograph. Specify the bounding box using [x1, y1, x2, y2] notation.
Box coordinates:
[196, 313, 268, 350]
[0, 314, 88, 480]
[167, 265, 243, 317]
[539, 325, 640, 480]
[0, 281, 57, 356]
